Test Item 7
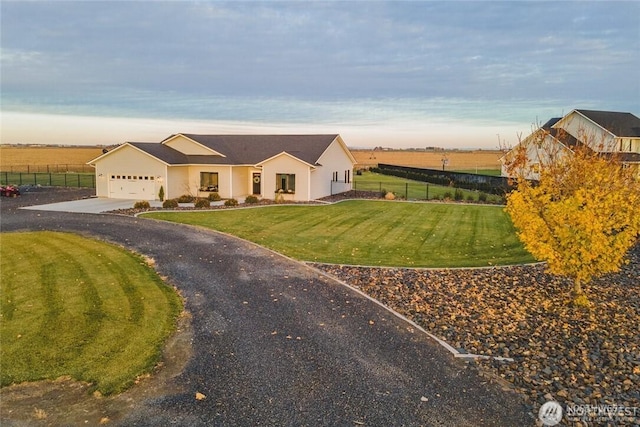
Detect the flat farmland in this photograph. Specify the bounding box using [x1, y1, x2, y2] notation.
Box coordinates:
[0, 146, 104, 170]
[352, 149, 504, 170]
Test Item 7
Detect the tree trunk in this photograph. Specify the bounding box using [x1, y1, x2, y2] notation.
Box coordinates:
[573, 279, 583, 296]
[572, 278, 591, 308]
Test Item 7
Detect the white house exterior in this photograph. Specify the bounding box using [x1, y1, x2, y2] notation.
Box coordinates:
[88, 134, 357, 202]
[501, 109, 640, 180]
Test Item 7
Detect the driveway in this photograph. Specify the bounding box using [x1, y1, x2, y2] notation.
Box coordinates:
[0, 188, 532, 426]
[19, 197, 162, 213]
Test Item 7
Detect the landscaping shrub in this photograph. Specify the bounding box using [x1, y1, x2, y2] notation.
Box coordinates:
[454, 189, 464, 201]
[224, 198, 238, 207]
[158, 185, 165, 202]
[208, 192, 221, 201]
[162, 199, 179, 208]
[443, 191, 452, 200]
[384, 192, 396, 200]
[478, 192, 488, 202]
[177, 194, 194, 203]
[194, 198, 210, 208]
[133, 200, 151, 209]
[466, 194, 475, 202]
[274, 193, 285, 204]
[244, 195, 259, 204]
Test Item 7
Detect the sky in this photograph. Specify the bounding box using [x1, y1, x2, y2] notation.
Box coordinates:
[1, 1, 639, 149]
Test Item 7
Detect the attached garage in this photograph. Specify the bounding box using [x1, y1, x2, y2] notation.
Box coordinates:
[108, 174, 157, 200]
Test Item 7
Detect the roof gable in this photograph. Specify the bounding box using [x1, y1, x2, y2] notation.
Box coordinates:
[180, 134, 340, 165]
[574, 109, 640, 137]
[162, 134, 225, 156]
[87, 142, 179, 166]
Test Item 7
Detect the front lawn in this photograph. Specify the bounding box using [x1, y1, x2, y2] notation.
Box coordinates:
[0, 231, 183, 395]
[144, 200, 534, 267]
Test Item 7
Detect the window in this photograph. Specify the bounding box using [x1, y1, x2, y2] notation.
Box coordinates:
[276, 173, 295, 193]
[344, 170, 351, 183]
[200, 172, 219, 191]
[332, 171, 338, 182]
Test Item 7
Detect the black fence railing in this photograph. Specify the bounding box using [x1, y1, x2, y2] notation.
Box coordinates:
[0, 172, 96, 188]
[0, 164, 94, 173]
[374, 164, 512, 195]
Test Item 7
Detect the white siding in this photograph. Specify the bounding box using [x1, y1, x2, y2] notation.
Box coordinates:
[93, 145, 165, 200]
[555, 111, 616, 151]
[262, 155, 311, 201]
[312, 137, 355, 199]
[164, 135, 218, 155]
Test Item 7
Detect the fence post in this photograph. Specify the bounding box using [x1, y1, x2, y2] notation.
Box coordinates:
[405, 183, 408, 199]
[49, 173, 52, 186]
[77, 174, 80, 187]
[64, 174, 67, 186]
[426, 184, 429, 200]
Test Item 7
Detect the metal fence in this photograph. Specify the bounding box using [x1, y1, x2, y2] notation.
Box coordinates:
[0, 172, 96, 188]
[374, 164, 512, 195]
[351, 179, 503, 202]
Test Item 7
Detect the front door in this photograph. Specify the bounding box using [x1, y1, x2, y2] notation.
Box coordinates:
[252, 173, 261, 195]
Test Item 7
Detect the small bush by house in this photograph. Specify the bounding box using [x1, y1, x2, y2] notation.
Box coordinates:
[162, 199, 179, 208]
[177, 194, 195, 203]
[133, 200, 151, 209]
[194, 198, 211, 208]
[245, 195, 259, 204]
[224, 198, 239, 207]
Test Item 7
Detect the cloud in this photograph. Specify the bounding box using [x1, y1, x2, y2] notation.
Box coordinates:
[1, 1, 638, 148]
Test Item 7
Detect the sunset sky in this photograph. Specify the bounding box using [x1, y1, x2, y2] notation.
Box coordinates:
[2, 1, 638, 149]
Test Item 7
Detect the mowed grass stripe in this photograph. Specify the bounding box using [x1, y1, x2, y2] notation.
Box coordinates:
[145, 200, 534, 267]
[0, 231, 182, 395]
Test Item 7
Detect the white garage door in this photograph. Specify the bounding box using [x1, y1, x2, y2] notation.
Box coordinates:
[109, 174, 156, 200]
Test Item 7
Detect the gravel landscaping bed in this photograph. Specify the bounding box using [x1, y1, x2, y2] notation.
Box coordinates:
[312, 244, 640, 417]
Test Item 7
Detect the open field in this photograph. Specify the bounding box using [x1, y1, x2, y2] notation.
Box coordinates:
[0, 146, 104, 171]
[0, 231, 182, 395]
[352, 149, 504, 171]
[144, 201, 534, 267]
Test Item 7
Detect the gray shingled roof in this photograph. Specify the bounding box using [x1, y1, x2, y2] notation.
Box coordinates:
[576, 110, 640, 137]
[180, 134, 339, 165]
[130, 134, 340, 166]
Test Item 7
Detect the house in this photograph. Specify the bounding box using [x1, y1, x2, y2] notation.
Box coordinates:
[88, 134, 357, 202]
[500, 109, 640, 180]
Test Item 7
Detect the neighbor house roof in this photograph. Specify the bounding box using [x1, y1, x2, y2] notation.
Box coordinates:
[575, 110, 640, 137]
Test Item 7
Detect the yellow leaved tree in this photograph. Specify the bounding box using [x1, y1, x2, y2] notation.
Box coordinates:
[504, 127, 640, 306]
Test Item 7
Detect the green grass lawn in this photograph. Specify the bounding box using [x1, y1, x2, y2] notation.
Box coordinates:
[0, 231, 182, 395]
[353, 171, 503, 202]
[144, 200, 534, 267]
[452, 169, 502, 176]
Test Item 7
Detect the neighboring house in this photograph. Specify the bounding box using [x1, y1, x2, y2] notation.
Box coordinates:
[501, 109, 640, 180]
[88, 134, 357, 202]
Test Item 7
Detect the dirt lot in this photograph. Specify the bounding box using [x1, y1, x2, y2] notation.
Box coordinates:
[352, 149, 504, 170]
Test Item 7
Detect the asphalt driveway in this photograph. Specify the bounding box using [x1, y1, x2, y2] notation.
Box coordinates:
[0, 188, 532, 426]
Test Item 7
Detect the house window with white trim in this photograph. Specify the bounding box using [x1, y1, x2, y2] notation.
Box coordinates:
[200, 172, 219, 191]
[276, 173, 295, 193]
[344, 170, 351, 183]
